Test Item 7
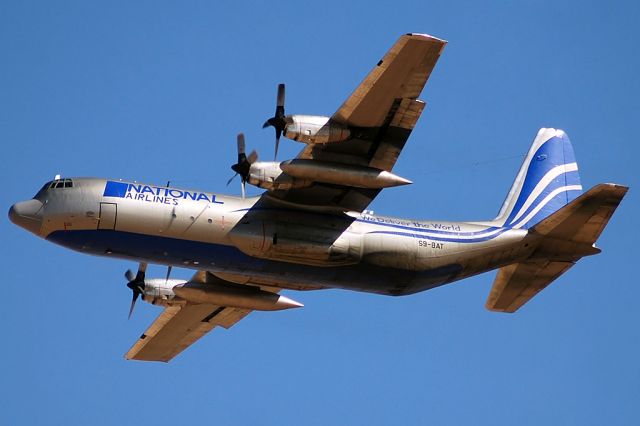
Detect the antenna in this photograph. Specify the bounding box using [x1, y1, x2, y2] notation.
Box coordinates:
[54, 174, 61, 180]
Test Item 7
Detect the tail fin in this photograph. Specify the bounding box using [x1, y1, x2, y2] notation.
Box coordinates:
[494, 128, 583, 229]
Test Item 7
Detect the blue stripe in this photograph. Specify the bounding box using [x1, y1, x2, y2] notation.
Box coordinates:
[517, 188, 582, 229]
[355, 219, 501, 236]
[367, 228, 509, 243]
[507, 169, 581, 226]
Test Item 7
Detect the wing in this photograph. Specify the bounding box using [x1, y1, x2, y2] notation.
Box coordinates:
[125, 271, 255, 362]
[267, 33, 446, 212]
[125, 303, 250, 362]
[331, 33, 446, 130]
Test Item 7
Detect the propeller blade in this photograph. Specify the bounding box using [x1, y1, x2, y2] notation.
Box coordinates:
[226, 172, 238, 186]
[276, 83, 285, 110]
[237, 133, 246, 156]
[263, 84, 287, 160]
[135, 262, 147, 280]
[164, 266, 172, 285]
[126, 262, 147, 319]
[229, 134, 258, 198]
[128, 291, 140, 320]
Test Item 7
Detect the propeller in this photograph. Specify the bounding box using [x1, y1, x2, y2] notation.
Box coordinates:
[125, 262, 147, 319]
[262, 83, 287, 160]
[227, 133, 258, 198]
[164, 265, 172, 285]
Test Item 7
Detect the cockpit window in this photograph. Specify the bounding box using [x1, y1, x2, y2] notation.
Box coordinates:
[33, 181, 52, 199]
[33, 178, 74, 199]
[48, 178, 73, 189]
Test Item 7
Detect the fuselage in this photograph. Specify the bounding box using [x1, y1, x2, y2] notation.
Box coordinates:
[9, 177, 533, 296]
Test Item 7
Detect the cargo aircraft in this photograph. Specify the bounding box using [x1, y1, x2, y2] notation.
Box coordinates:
[9, 34, 628, 362]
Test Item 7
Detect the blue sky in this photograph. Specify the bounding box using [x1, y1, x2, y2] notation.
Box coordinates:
[2, 1, 638, 424]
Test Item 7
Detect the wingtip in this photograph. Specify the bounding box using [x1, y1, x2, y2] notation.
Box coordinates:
[599, 183, 630, 195]
[406, 32, 448, 44]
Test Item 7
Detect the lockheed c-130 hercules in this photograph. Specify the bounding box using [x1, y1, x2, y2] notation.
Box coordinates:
[9, 33, 628, 362]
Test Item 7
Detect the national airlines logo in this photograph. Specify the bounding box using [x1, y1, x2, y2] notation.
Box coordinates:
[103, 181, 224, 205]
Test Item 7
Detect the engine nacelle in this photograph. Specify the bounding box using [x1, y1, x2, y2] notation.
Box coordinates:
[141, 278, 187, 306]
[139, 277, 302, 311]
[246, 161, 311, 191]
[284, 115, 351, 144]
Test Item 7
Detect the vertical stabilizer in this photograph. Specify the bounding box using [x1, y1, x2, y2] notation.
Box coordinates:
[494, 128, 582, 229]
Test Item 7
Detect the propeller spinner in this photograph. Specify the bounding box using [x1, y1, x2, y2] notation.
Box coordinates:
[262, 83, 287, 160]
[125, 262, 147, 319]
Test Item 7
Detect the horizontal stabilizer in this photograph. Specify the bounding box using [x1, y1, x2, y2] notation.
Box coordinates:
[486, 183, 628, 313]
[486, 261, 574, 313]
[531, 183, 628, 244]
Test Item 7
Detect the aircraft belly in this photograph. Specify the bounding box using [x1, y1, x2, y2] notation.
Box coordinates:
[46, 226, 530, 297]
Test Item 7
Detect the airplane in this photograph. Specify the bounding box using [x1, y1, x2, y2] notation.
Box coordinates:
[9, 33, 628, 362]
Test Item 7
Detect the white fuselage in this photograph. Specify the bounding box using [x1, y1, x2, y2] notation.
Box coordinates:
[14, 177, 534, 296]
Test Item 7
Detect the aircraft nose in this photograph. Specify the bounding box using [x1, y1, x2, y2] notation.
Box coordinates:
[8, 199, 43, 234]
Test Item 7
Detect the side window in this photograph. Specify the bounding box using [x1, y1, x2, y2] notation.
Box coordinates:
[55, 181, 64, 188]
[63, 179, 73, 188]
